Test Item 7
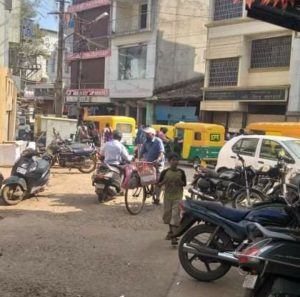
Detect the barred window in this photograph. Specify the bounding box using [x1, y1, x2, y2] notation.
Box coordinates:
[251, 36, 292, 69]
[209, 58, 239, 87]
[214, 0, 243, 21]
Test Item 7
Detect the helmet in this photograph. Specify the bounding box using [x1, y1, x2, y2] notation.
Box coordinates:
[21, 148, 36, 158]
[113, 130, 122, 141]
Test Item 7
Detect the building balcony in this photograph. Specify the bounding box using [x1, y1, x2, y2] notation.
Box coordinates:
[69, 0, 111, 13]
[111, 0, 153, 36]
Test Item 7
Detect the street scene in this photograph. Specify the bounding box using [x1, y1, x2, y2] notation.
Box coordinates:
[0, 166, 244, 297]
[1, 0, 300, 296]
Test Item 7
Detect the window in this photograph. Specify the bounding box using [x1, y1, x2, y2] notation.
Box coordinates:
[176, 128, 184, 140]
[116, 123, 132, 133]
[232, 138, 259, 157]
[283, 140, 300, 160]
[194, 132, 201, 141]
[119, 45, 147, 80]
[140, 3, 148, 29]
[260, 140, 293, 161]
[251, 36, 292, 69]
[214, 0, 243, 21]
[209, 58, 239, 87]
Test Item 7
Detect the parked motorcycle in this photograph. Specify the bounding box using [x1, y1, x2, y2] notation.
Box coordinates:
[189, 154, 264, 205]
[92, 163, 123, 203]
[237, 218, 300, 297]
[47, 129, 97, 174]
[174, 198, 297, 282]
[1, 148, 51, 205]
[233, 154, 299, 209]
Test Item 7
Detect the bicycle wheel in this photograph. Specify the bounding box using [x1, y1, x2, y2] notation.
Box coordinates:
[125, 186, 146, 215]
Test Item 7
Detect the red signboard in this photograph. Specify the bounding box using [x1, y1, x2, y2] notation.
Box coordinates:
[66, 88, 109, 96]
[68, 0, 111, 13]
[67, 49, 111, 61]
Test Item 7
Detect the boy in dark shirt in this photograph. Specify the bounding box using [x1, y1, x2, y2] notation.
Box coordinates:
[158, 153, 186, 245]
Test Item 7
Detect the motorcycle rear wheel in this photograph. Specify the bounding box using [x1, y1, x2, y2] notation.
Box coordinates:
[125, 186, 146, 215]
[232, 189, 265, 210]
[1, 184, 25, 205]
[97, 189, 108, 203]
[178, 224, 233, 282]
[79, 157, 97, 174]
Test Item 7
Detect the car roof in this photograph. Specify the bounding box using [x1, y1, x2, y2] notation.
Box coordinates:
[235, 134, 298, 141]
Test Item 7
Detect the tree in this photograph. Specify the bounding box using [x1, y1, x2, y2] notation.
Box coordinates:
[234, 0, 296, 8]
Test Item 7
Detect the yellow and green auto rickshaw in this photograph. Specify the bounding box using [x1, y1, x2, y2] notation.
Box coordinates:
[84, 113, 136, 155]
[174, 122, 225, 165]
[151, 124, 175, 141]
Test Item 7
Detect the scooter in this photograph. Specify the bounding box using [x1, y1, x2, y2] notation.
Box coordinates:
[1, 149, 51, 205]
[174, 198, 296, 282]
[92, 163, 123, 203]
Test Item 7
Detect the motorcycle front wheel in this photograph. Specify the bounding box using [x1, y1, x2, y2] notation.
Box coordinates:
[79, 156, 97, 174]
[178, 224, 233, 282]
[1, 184, 25, 205]
[232, 189, 265, 209]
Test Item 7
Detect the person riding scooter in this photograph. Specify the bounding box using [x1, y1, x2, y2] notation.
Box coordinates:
[100, 130, 132, 165]
[93, 130, 132, 203]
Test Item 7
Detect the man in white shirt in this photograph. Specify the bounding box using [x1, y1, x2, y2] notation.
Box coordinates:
[100, 130, 132, 165]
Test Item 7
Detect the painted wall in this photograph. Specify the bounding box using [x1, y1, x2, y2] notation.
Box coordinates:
[0, 68, 17, 142]
[109, 31, 156, 98]
[205, 18, 291, 88]
[154, 0, 208, 89]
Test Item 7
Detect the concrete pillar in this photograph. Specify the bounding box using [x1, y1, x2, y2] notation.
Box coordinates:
[287, 36, 300, 119]
[145, 101, 154, 126]
[125, 103, 130, 116]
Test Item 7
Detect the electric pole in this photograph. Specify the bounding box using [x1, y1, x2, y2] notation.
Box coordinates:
[54, 0, 66, 117]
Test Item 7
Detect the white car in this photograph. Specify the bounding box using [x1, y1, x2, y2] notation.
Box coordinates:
[216, 135, 300, 178]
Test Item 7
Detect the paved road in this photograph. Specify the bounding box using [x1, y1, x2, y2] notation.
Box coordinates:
[0, 165, 243, 297]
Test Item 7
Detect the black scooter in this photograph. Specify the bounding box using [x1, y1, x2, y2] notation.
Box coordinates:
[92, 163, 123, 203]
[1, 149, 51, 205]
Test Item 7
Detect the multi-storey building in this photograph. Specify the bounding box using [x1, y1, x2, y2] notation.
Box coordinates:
[66, 0, 111, 114]
[67, 0, 209, 124]
[0, 0, 20, 142]
[201, 0, 300, 133]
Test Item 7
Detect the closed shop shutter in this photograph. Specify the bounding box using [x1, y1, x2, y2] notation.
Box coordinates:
[247, 114, 285, 124]
[213, 112, 227, 126]
[229, 112, 243, 132]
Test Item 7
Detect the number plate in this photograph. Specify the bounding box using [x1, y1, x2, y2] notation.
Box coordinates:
[96, 184, 105, 189]
[16, 167, 27, 175]
[243, 275, 258, 289]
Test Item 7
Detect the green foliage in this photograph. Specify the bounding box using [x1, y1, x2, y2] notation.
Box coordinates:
[20, 0, 41, 19]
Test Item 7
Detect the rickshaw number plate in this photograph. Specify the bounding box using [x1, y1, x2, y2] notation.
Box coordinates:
[96, 184, 105, 189]
[243, 275, 258, 289]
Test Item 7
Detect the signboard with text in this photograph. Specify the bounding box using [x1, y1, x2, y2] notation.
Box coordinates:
[66, 88, 109, 97]
[204, 88, 287, 102]
[68, 0, 111, 13]
[67, 49, 111, 61]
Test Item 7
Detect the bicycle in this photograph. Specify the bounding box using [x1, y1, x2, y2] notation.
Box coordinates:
[124, 161, 159, 215]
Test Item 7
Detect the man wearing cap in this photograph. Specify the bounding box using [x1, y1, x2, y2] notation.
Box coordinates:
[139, 127, 165, 204]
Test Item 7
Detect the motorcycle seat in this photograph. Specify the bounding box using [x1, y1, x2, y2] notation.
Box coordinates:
[189, 200, 250, 222]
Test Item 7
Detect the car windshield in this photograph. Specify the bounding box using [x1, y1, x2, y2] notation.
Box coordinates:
[283, 140, 300, 159]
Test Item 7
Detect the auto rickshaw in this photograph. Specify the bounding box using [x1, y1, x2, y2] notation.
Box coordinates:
[174, 122, 225, 165]
[84, 113, 136, 155]
[246, 122, 300, 138]
[151, 124, 175, 140]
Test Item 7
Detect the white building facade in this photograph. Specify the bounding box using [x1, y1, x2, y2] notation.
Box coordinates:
[201, 0, 299, 132]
